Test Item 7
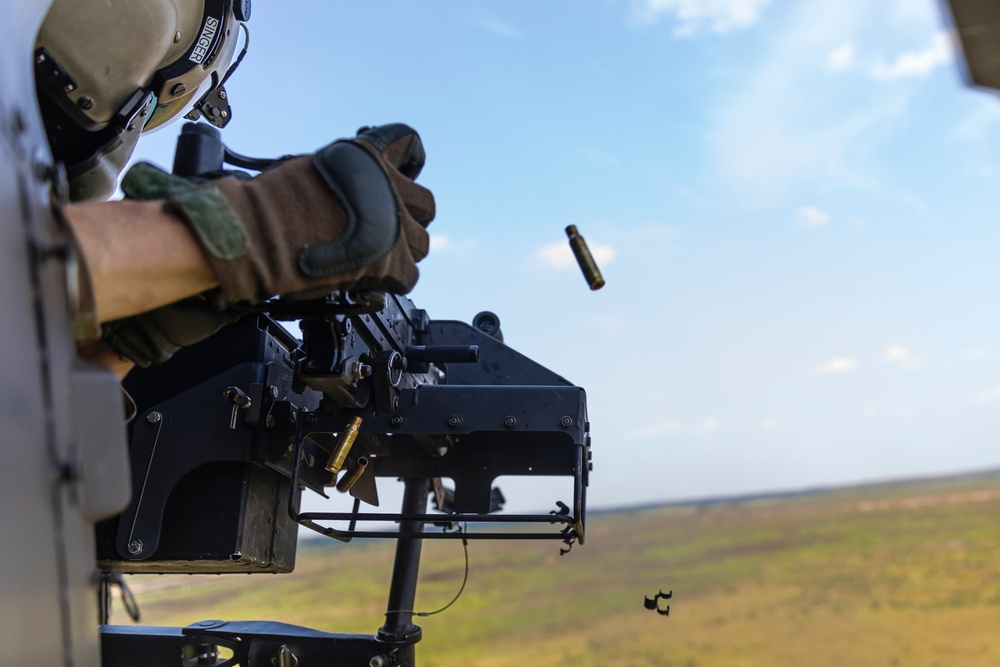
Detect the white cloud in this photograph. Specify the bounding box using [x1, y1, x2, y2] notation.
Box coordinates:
[537, 240, 616, 270]
[795, 205, 830, 227]
[630, 0, 770, 36]
[816, 357, 857, 374]
[706, 2, 935, 209]
[761, 418, 779, 430]
[870, 30, 954, 81]
[626, 420, 684, 440]
[826, 42, 856, 72]
[972, 386, 1000, 406]
[884, 344, 922, 370]
[960, 347, 991, 361]
[430, 234, 478, 260]
[472, 10, 524, 40]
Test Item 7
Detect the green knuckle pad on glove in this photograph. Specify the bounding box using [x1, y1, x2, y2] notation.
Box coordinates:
[169, 187, 248, 261]
[121, 162, 197, 200]
[123, 162, 249, 262]
[300, 141, 400, 277]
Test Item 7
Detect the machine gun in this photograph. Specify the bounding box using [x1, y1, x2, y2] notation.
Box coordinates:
[95, 123, 592, 667]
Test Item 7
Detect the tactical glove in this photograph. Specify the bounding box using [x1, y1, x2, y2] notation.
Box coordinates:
[122, 123, 435, 304]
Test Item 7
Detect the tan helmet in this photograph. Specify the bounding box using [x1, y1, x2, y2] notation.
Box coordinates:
[35, 0, 250, 201]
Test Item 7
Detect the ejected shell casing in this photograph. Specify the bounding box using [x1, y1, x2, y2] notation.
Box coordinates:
[325, 416, 362, 474]
[565, 225, 605, 290]
[336, 456, 369, 493]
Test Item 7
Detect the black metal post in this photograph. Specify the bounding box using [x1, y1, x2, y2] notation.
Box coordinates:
[376, 477, 429, 663]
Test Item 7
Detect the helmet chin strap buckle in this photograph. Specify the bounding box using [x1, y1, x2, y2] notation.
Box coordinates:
[186, 85, 232, 129]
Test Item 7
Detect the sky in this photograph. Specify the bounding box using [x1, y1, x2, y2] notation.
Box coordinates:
[129, 0, 1000, 514]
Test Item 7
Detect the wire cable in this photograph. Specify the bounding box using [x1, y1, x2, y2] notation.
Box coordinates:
[385, 523, 469, 618]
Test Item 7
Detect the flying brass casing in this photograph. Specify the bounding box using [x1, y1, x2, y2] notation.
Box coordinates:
[325, 416, 362, 475]
[336, 456, 369, 493]
[565, 225, 605, 290]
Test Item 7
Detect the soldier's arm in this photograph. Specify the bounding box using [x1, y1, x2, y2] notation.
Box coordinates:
[64, 198, 218, 323]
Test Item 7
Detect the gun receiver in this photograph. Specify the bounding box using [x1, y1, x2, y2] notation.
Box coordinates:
[97, 123, 592, 666]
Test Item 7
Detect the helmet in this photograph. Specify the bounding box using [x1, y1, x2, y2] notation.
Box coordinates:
[34, 0, 251, 201]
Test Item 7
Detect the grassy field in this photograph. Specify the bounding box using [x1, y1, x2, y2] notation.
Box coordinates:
[113, 473, 1000, 666]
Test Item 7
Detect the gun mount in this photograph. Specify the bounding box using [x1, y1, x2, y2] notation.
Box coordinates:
[95, 123, 592, 666]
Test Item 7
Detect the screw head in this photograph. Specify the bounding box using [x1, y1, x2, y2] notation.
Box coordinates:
[171, 83, 187, 96]
[560, 416, 573, 428]
[305, 413, 318, 425]
[447, 415, 461, 428]
[146, 411, 162, 424]
[504, 416, 517, 429]
[35, 53, 46, 64]
[390, 415, 404, 427]
[269, 385, 279, 399]
[77, 96, 94, 110]
[174, 31, 182, 43]
[127, 539, 143, 555]
[218, 90, 227, 100]
[369, 656, 386, 667]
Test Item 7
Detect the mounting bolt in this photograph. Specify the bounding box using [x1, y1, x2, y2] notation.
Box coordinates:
[218, 90, 227, 100]
[146, 411, 162, 424]
[369, 656, 387, 667]
[560, 416, 573, 428]
[447, 415, 461, 428]
[390, 415, 404, 428]
[504, 416, 517, 429]
[127, 539, 143, 555]
[305, 413, 318, 425]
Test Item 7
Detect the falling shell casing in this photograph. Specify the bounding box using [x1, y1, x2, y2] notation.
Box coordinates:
[325, 416, 362, 474]
[336, 456, 369, 493]
[565, 225, 605, 291]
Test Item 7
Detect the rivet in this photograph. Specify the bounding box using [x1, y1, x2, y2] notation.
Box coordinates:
[447, 415, 461, 428]
[504, 416, 517, 429]
[560, 416, 573, 428]
[127, 539, 143, 555]
[174, 31, 182, 43]
[146, 411, 162, 424]
[35, 53, 46, 64]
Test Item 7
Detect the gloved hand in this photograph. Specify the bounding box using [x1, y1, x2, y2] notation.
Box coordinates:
[122, 123, 435, 304]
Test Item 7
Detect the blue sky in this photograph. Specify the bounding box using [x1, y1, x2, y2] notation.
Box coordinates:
[131, 0, 1000, 512]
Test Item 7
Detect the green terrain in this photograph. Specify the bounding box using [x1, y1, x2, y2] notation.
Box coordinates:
[114, 473, 1000, 666]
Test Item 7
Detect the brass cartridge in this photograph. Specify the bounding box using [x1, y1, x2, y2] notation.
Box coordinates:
[325, 416, 362, 475]
[336, 456, 369, 493]
[565, 225, 605, 290]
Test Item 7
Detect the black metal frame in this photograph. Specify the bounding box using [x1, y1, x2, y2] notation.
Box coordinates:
[96, 124, 593, 666]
